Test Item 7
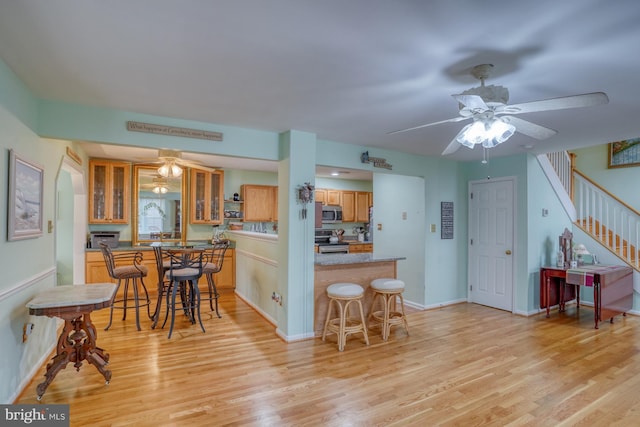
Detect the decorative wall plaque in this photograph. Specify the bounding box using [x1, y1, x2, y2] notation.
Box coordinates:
[441, 201, 454, 239]
[126, 121, 223, 142]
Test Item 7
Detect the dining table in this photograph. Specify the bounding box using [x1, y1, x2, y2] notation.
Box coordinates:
[150, 243, 207, 332]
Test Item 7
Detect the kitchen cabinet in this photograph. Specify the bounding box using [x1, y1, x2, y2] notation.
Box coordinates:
[190, 169, 224, 224]
[88, 159, 130, 224]
[327, 190, 341, 206]
[341, 190, 356, 222]
[315, 189, 327, 205]
[85, 248, 236, 289]
[355, 191, 372, 222]
[242, 184, 278, 222]
[349, 243, 373, 253]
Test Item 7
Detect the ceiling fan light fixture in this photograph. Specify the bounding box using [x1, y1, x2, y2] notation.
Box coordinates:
[487, 118, 516, 144]
[152, 185, 169, 194]
[455, 121, 486, 148]
[157, 161, 183, 178]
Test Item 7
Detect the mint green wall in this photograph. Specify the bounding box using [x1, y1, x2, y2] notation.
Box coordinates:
[315, 177, 372, 191]
[38, 100, 281, 161]
[0, 60, 38, 130]
[0, 62, 73, 403]
[526, 155, 573, 312]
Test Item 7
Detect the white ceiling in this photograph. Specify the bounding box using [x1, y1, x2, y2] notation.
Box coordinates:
[1, 1, 640, 170]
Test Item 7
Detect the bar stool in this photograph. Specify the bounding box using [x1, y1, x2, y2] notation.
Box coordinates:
[322, 282, 369, 351]
[99, 243, 151, 331]
[369, 278, 409, 341]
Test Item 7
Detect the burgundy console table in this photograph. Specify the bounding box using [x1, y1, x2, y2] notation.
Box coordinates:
[540, 265, 633, 329]
[26, 283, 117, 399]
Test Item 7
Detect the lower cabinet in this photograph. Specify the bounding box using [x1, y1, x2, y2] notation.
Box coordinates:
[85, 248, 236, 289]
[349, 243, 373, 253]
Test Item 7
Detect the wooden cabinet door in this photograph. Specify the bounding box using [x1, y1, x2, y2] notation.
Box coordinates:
[315, 189, 327, 205]
[89, 160, 130, 224]
[355, 191, 371, 222]
[341, 190, 355, 222]
[327, 190, 341, 206]
[242, 184, 277, 221]
[190, 169, 224, 224]
[349, 243, 364, 253]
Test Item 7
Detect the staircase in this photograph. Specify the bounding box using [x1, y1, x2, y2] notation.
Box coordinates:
[546, 152, 640, 270]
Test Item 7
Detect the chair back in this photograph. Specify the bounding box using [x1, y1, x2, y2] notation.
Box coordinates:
[204, 239, 230, 274]
[166, 249, 204, 282]
[152, 245, 170, 285]
[99, 242, 118, 280]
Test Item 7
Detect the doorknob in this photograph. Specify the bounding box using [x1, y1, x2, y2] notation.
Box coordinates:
[505, 250, 512, 255]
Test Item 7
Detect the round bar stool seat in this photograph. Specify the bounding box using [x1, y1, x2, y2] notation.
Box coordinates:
[369, 278, 409, 341]
[322, 283, 370, 351]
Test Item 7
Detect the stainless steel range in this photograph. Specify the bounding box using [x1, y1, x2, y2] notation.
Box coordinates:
[315, 229, 349, 254]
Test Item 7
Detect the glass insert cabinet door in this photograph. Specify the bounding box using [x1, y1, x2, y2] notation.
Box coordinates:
[133, 165, 186, 245]
[88, 159, 130, 224]
[189, 169, 224, 224]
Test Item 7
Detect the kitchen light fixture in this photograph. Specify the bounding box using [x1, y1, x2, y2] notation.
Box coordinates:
[157, 160, 183, 178]
[151, 177, 169, 194]
[455, 116, 516, 149]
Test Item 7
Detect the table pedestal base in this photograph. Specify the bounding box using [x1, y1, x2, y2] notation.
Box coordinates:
[37, 312, 111, 400]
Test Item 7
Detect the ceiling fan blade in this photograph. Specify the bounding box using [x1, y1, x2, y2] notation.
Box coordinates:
[502, 116, 557, 140]
[452, 94, 488, 111]
[181, 160, 217, 173]
[388, 116, 468, 135]
[498, 92, 609, 115]
[441, 137, 462, 156]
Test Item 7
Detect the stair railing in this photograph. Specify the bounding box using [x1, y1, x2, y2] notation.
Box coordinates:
[573, 169, 640, 268]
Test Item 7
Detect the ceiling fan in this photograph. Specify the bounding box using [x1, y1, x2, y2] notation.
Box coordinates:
[137, 149, 217, 177]
[389, 64, 609, 156]
[139, 176, 172, 194]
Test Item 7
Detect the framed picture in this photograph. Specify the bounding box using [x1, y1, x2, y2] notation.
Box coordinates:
[608, 138, 640, 168]
[8, 150, 44, 240]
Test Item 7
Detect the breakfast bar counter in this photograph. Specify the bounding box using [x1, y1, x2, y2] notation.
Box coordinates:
[314, 253, 405, 335]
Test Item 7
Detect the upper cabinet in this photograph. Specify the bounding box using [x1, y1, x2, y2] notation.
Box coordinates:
[89, 159, 131, 224]
[355, 191, 371, 222]
[315, 187, 372, 223]
[341, 190, 356, 222]
[189, 169, 224, 224]
[315, 189, 327, 205]
[327, 189, 341, 206]
[242, 184, 278, 222]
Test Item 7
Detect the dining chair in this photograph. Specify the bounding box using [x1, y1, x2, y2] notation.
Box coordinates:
[150, 245, 171, 329]
[99, 242, 151, 331]
[160, 248, 206, 338]
[201, 239, 230, 318]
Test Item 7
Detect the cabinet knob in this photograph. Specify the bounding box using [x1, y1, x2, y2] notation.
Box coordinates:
[505, 249, 512, 255]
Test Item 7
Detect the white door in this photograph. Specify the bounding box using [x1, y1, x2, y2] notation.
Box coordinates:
[468, 178, 515, 311]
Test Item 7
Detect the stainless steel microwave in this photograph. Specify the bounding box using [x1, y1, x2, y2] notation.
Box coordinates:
[322, 205, 343, 223]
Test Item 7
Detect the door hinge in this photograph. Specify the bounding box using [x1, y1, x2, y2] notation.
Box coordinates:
[470, 238, 473, 245]
[470, 192, 473, 199]
[470, 284, 473, 291]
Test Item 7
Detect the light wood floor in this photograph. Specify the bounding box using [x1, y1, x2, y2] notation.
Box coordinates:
[16, 290, 640, 426]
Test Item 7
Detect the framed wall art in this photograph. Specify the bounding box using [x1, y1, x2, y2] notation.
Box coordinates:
[608, 137, 640, 168]
[8, 149, 44, 240]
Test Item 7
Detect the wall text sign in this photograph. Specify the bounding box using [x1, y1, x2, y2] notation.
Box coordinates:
[361, 151, 392, 170]
[126, 121, 223, 142]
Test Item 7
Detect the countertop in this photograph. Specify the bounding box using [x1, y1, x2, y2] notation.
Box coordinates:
[85, 240, 235, 251]
[314, 253, 405, 266]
